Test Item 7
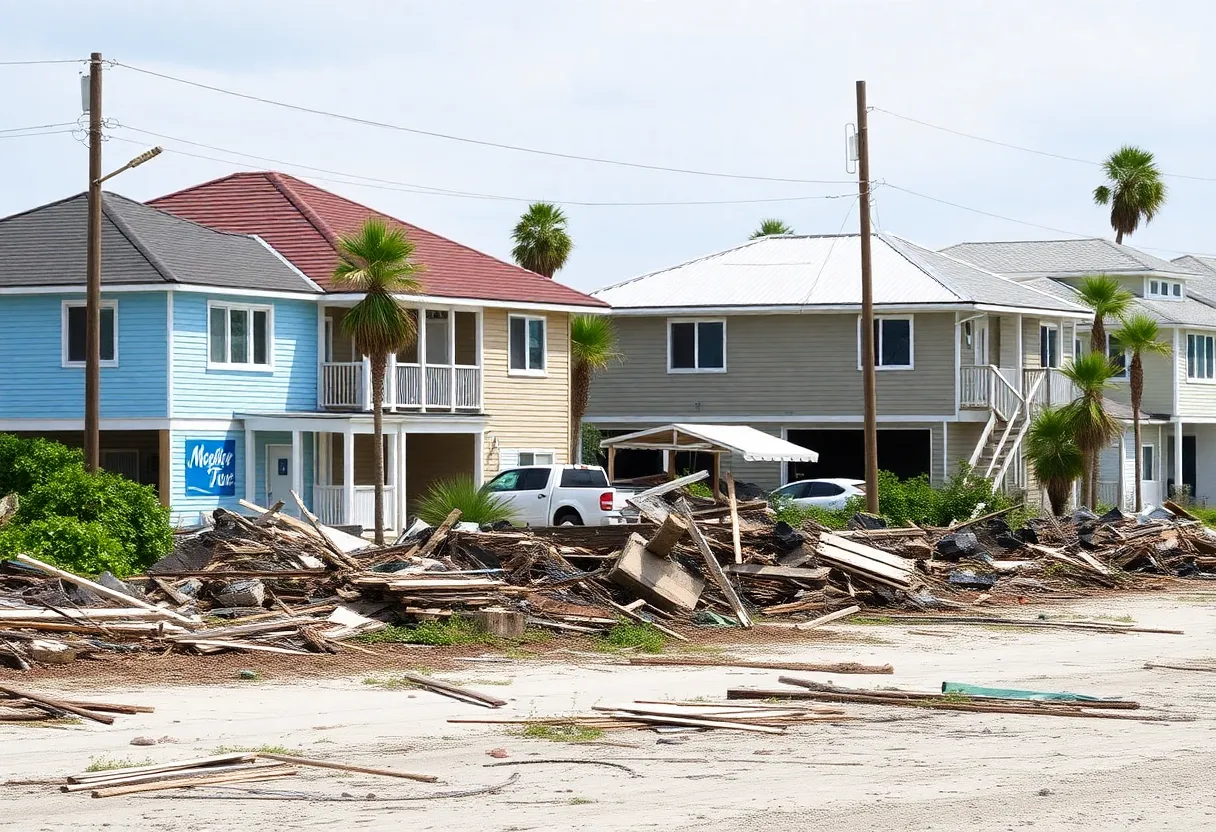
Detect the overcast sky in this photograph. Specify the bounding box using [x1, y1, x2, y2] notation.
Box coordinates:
[2, 0, 1213, 293]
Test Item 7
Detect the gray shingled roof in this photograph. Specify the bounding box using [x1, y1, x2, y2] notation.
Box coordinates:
[1172, 255, 1216, 307]
[0, 192, 319, 293]
[942, 238, 1202, 279]
[1024, 276, 1216, 329]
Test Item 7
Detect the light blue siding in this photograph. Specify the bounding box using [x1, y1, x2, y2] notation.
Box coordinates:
[172, 293, 318, 417]
[0, 292, 167, 418]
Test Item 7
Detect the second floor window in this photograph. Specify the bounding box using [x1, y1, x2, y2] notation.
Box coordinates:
[1040, 324, 1060, 368]
[859, 316, 913, 369]
[209, 302, 272, 369]
[669, 319, 726, 372]
[63, 300, 117, 367]
[509, 315, 546, 374]
[1188, 333, 1214, 380]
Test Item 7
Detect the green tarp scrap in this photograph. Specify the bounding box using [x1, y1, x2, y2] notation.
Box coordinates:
[941, 681, 1118, 702]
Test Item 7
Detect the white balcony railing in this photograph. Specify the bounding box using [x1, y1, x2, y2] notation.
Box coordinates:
[426, 365, 453, 408]
[960, 366, 989, 407]
[322, 362, 363, 408]
[314, 484, 396, 531]
[396, 363, 422, 407]
[322, 360, 481, 411]
[455, 366, 480, 409]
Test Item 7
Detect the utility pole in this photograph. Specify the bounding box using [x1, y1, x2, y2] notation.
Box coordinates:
[856, 80, 879, 514]
[85, 52, 103, 473]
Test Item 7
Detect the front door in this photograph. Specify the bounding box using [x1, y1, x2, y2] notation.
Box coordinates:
[973, 318, 989, 367]
[266, 444, 295, 515]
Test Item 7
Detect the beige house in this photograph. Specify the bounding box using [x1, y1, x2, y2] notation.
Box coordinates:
[586, 233, 1092, 499]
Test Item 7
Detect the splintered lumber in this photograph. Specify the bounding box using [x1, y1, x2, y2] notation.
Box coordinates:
[289, 490, 361, 568]
[590, 705, 784, 734]
[0, 684, 113, 725]
[417, 509, 462, 559]
[607, 600, 688, 642]
[676, 499, 753, 628]
[90, 765, 296, 798]
[396, 671, 508, 708]
[816, 534, 917, 590]
[645, 514, 689, 557]
[173, 639, 311, 655]
[67, 753, 257, 784]
[625, 655, 893, 674]
[13, 554, 199, 628]
[252, 499, 286, 526]
[0, 608, 182, 622]
[258, 753, 438, 783]
[607, 533, 704, 612]
[726, 473, 743, 565]
[1164, 500, 1199, 522]
[1144, 662, 1216, 673]
[724, 564, 831, 582]
[793, 604, 862, 631]
[63, 762, 264, 792]
[627, 493, 673, 524]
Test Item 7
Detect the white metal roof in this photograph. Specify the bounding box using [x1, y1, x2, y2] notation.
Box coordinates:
[592, 233, 1087, 314]
[601, 423, 819, 463]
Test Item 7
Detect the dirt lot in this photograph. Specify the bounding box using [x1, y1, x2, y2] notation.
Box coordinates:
[4, 590, 1216, 832]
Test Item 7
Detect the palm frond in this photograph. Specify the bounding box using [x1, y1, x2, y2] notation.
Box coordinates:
[1061, 351, 1119, 392]
[1026, 407, 1084, 481]
[1076, 275, 1134, 319]
[332, 218, 425, 296]
[750, 218, 795, 239]
[1095, 145, 1167, 241]
[511, 202, 573, 278]
[571, 315, 621, 372]
[342, 293, 416, 356]
[1113, 313, 1171, 357]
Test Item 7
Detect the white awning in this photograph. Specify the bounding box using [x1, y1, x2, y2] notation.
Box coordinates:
[600, 423, 818, 463]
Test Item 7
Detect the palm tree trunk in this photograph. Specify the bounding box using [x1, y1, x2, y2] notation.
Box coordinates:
[1090, 453, 1099, 508]
[1116, 229, 1124, 245]
[1079, 454, 1092, 510]
[570, 361, 591, 463]
[370, 353, 386, 545]
[1132, 355, 1143, 512]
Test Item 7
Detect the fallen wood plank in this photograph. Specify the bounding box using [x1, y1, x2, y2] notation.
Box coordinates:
[527, 618, 605, 634]
[631, 471, 709, 500]
[64, 762, 262, 791]
[416, 509, 462, 559]
[11, 555, 198, 628]
[0, 684, 112, 725]
[91, 765, 296, 798]
[818, 533, 917, 571]
[724, 564, 830, 582]
[793, 604, 862, 631]
[67, 753, 256, 783]
[289, 490, 361, 569]
[252, 499, 286, 527]
[625, 655, 891, 674]
[0, 608, 187, 622]
[784, 678, 1137, 709]
[591, 706, 784, 734]
[148, 569, 329, 579]
[258, 753, 437, 783]
[862, 615, 1183, 635]
[676, 500, 752, 628]
[726, 473, 743, 565]
[173, 639, 312, 655]
[396, 671, 508, 708]
[1144, 662, 1216, 673]
[948, 503, 1022, 530]
[1164, 500, 1199, 522]
[149, 576, 191, 606]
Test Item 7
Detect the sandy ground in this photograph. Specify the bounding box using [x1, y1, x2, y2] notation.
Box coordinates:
[4, 590, 1216, 832]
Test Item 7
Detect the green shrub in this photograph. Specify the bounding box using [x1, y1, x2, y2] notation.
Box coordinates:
[415, 477, 516, 526]
[769, 494, 850, 529]
[354, 617, 489, 646]
[580, 424, 604, 467]
[0, 434, 83, 496]
[0, 517, 133, 576]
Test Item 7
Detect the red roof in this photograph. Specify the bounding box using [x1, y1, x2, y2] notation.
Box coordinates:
[149, 172, 606, 307]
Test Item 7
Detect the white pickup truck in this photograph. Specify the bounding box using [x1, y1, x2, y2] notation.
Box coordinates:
[483, 464, 632, 526]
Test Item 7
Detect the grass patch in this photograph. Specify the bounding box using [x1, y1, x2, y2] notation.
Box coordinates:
[362, 676, 420, 690]
[597, 621, 667, 654]
[513, 722, 605, 743]
[851, 615, 896, 626]
[211, 744, 301, 756]
[1189, 507, 1216, 527]
[568, 796, 597, 805]
[353, 617, 491, 647]
[85, 756, 154, 772]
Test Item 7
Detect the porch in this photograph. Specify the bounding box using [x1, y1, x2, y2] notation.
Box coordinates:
[320, 306, 482, 412]
[959, 366, 1080, 412]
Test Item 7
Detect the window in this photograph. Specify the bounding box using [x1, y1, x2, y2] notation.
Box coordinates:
[1147, 279, 1184, 300]
[668, 319, 726, 372]
[1107, 334, 1127, 378]
[806, 481, 846, 497]
[774, 482, 809, 499]
[62, 301, 117, 367]
[487, 467, 551, 492]
[100, 449, 138, 481]
[559, 468, 609, 488]
[1142, 445, 1156, 481]
[1187, 333, 1215, 380]
[208, 303, 272, 368]
[509, 315, 546, 374]
[1040, 324, 1060, 368]
[518, 451, 555, 466]
[859, 316, 913, 369]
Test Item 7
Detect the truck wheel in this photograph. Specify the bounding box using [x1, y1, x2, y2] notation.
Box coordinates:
[554, 509, 584, 526]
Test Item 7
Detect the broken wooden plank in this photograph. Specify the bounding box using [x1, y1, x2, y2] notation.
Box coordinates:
[793, 604, 862, 631]
[631, 470, 709, 500]
[66, 753, 257, 784]
[90, 766, 296, 798]
[607, 533, 704, 612]
[625, 655, 892, 674]
[677, 499, 753, 628]
[590, 705, 783, 734]
[252, 499, 286, 527]
[416, 508, 463, 559]
[726, 473, 743, 565]
[644, 513, 689, 557]
[394, 671, 508, 708]
[258, 752, 438, 783]
[607, 600, 688, 642]
[723, 564, 831, 582]
[818, 533, 917, 571]
[63, 762, 263, 792]
[289, 490, 361, 568]
[173, 639, 311, 655]
[0, 684, 113, 725]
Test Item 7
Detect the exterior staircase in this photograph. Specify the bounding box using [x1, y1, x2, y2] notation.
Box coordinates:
[968, 367, 1047, 489]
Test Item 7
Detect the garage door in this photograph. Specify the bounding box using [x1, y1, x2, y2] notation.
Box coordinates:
[786, 429, 931, 483]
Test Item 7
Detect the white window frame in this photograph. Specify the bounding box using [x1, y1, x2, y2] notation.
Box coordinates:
[207, 301, 275, 371]
[857, 315, 914, 371]
[62, 300, 118, 368]
[1141, 444, 1156, 482]
[1039, 323, 1060, 368]
[508, 314, 548, 377]
[516, 449, 556, 466]
[1187, 332, 1216, 382]
[667, 318, 727, 374]
[1146, 278, 1184, 300]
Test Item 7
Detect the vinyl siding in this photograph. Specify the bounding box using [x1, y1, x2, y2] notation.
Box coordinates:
[587, 312, 956, 420]
[172, 292, 318, 418]
[0, 292, 167, 418]
[1175, 330, 1216, 418]
[482, 309, 571, 476]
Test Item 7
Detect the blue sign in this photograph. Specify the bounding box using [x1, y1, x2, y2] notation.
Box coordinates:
[185, 439, 236, 497]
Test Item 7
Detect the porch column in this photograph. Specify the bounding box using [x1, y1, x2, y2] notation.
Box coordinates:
[158, 429, 171, 508]
[473, 430, 484, 487]
[386, 428, 398, 531]
[361, 358, 372, 411]
[1174, 420, 1184, 501]
[399, 430, 409, 526]
[387, 354, 398, 411]
[418, 308, 428, 409]
[316, 307, 325, 409]
[1014, 314, 1024, 387]
[244, 427, 255, 504]
[449, 306, 457, 410]
[476, 310, 484, 410]
[343, 426, 355, 525]
[291, 430, 303, 508]
[1117, 429, 1126, 511]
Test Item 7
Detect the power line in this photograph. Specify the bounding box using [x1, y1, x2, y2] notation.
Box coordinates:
[111, 61, 855, 186]
[871, 106, 1216, 184]
[0, 128, 77, 140]
[0, 121, 78, 134]
[0, 59, 84, 66]
[109, 129, 860, 207]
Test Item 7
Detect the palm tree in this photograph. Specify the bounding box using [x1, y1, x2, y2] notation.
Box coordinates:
[511, 203, 572, 277]
[1061, 352, 1121, 508]
[1026, 407, 1084, 515]
[750, 218, 795, 239]
[1076, 275, 1133, 355]
[570, 315, 621, 461]
[1113, 313, 1172, 511]
[332, 218, 423, 544]
[1093, 146, 1167, 244]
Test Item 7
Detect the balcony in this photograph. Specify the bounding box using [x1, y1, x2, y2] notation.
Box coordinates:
[321, 358, 481, 411]
[960, 366, 1080, 413]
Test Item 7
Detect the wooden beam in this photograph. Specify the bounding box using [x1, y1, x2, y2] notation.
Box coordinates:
[676, 499, 752, 628]
[793, 604, 862, 631]
[157, 429, 171, 508]
[726, 473, 743, 564]
[258, 753, 437, 783]
[13, 555, 198, 628]
[0, 684, 113, 725]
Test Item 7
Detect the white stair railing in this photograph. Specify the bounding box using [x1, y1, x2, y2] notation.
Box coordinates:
[993, 370, 1046, 488]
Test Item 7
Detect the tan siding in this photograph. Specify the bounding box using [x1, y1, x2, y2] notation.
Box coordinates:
[406, 433, 477, 512]
[998, 315, 1019, 367]
[947, 420, 985, 477]
[1022, 317, 1041, 369]
[329, 433, 387, 485]
[482, 309, 571, 476]
[587, 312, 956, 420]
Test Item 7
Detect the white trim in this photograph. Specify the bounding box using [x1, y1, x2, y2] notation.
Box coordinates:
[1144, 277, 1185, 301]
[61, 299, 118, 368]
[585, 414, 958, 424]
[165, 292, 174, 417]
[0, 283, 323, 300]
[857, 314, 914, 371]
[323, 292, 605, 315]
[1141, 442, 1157, 482]
[667, 318, 727, 373]
[605, 303, 1091, 318]
[238, 413, 487, 434]
[250, 235, 327, 293]
[953, 314, 962, 416]
[291, 430, 304, 501]
[506, 448, 557, 467]
[508, 314, 548, 376]
[1185, 332, 1216, 383]
[244, 427, 256, 504]
[1173, 327, 1181, 415]
[1039, 322, 1060, 368]
[206, 301, 275, 371]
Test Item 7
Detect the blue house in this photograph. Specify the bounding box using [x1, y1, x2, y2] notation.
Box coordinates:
[0, 177, 607, 529]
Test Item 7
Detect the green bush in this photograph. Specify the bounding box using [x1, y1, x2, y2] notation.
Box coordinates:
[580, 424, 604, 467]
[769, 494, 850, 529]
[416, 477, 517, 526]
[0, 433, 172, 577]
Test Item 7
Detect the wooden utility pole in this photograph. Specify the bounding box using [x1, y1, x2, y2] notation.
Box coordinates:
[856, 80, 879, 514]
[85, 52, 103, 473]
